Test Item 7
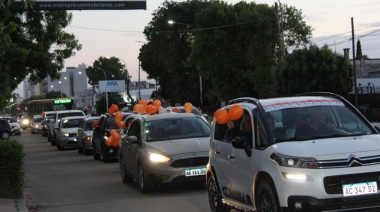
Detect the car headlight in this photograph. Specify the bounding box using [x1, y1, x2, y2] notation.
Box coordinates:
[60, 132, 69, 137]
[270, 152, 318, 168]
[86, 136, 92, 142]
[149, 152, 170, 163]
[22, 119, 29, 125]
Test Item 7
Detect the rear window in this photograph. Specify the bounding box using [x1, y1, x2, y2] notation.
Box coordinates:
[58, 112, 84, 119]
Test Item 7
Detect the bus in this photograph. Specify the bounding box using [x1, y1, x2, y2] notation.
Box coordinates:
[26, 98, 75, 117]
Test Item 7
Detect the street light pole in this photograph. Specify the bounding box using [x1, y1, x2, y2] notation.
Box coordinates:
[95, 67, 108, 111]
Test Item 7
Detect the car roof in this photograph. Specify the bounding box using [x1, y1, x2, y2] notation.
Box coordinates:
[140, 112, 198, 121]
[61, 116, 86, 120]
[86, 116, 100, 120]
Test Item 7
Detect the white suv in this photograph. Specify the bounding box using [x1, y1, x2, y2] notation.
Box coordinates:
[207, 92, 380, 212]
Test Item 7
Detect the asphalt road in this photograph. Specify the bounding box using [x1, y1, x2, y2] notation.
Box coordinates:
[16, 129, 210, 212]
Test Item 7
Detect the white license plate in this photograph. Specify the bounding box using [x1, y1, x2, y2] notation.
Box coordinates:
[185, 168, 206, 176]
[343, 181, 377, 196]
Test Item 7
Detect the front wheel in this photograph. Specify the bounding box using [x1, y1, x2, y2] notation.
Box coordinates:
[120, 157, 133, 183]
[1, 131, 10, 139]
[138, 163, 154, 193]
[256, 179, 280, 212]
[207, 174, 230, 212]
[93, 142, 100, 160]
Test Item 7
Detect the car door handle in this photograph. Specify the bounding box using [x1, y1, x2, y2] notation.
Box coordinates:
[215, 151, 220, 154]
[228, 154, 235, 159]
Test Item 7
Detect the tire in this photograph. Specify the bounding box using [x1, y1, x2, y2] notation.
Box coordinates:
[207, 174, 230, 212]
[138, 163, 154, 193]
[93, 143, 100, 160]
[120, 157, 134, 183]
[1, 131, 10, 139]
[256, 179, 280, 212]
[102, 145, 110, 163]
[83, 142, 89, 155]
[78, 141, 83, 153]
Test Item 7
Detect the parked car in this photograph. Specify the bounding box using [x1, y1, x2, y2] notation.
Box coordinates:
[55, 116, 85, 151]
[92, 112, 134, 163]
[76, 116, 100, 155]
[166, 106, 208, 123]
[31, 115, 43, 134]
[119, 112, 211, 193]
[41, 111, 56, 137]
[48, 110, 86, 145]
[0, 119, 12, 139]
[1, 117, 21, 135]
[207, 92, 380, 212]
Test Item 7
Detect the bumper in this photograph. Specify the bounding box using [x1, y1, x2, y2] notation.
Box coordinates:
[31, 126, 41, 133]
[142, 155, 208, 185]
[271, 163, 380, 211]
[58, 136, 78, 148]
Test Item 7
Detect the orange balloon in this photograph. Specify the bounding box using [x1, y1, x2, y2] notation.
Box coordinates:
[92, 120, 99, 128]
[111, 104, 118, 112]
[105, 137, 113, 147]
[146, 105, 156, 115]
[115, 111, 123, 122]
[117, 121, 126, 129]
[139, 100, 147, 106]
[228, 104, 244, 120]
[184, 102, 193, 113]
[139, 105, 147, 114]
[133, 104, 141, 112]
[108, 108, 114, 115]
[153, 100, 161, 109]
[41, 112, 45, 118]
[110, 129, 118, 137]
[214, 109, 229, 124]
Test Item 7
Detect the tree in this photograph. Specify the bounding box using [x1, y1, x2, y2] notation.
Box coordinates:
[273, 45, 353, 96]
[86, 56, 129, 113]
[139, 0, 312, 112]
[0, 2, 82, 111]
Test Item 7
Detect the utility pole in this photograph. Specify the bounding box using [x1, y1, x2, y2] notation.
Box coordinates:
[275, 2, 285, 62]
[351, 17, 358, 108]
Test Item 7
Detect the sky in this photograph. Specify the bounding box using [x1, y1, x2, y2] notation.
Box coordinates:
[15, 0, 380, 96]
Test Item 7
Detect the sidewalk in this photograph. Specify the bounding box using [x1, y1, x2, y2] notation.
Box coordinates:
[0, 199, 28, 212]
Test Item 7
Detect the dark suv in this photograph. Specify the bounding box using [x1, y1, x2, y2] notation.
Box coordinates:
[0, 119, 12, 139]
[92, 113, 133, 163]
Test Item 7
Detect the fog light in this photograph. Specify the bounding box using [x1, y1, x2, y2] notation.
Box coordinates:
[294, 201, 302, 209]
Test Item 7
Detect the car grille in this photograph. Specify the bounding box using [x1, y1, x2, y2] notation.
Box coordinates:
[170, 157, 208, 168]
[313, 154, 380, 168]
[324, 171, 380, 194]
[69, 133, 76, 137]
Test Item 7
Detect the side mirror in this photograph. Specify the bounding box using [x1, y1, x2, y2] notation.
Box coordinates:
[203, 114, 208, 118]
[231, 136, 252, 157]
[128, 135, 139, 144]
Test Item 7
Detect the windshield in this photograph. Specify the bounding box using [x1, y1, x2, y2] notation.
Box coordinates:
[143, 117, 210, 142]
[62, 119, 83, 128]
[264, 101, 373, 142]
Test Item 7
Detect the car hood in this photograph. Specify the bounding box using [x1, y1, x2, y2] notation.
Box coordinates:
[61, 128, 79, 134]
[145, 137, 210, 156]
[84, 130, 93, 136]
[272, 134, 380, 160]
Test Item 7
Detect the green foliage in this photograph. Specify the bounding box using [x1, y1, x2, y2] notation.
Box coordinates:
[273, 45, 353, 96]
[140, 0, 312, 110]
[0, 140, 25, 199]
[95, 92, 124, 114]
[0, 3, 82, 111]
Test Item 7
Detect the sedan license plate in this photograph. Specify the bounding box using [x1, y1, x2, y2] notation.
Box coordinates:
[343, 181, 377, 196]
[185, 168, 206, 177]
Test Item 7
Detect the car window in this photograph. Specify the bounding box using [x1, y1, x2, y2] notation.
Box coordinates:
[106, 117, 118, 129]
[62, 119, 83, 128]
[84, 119, 95, 131]
[127, 120, 141, 140]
